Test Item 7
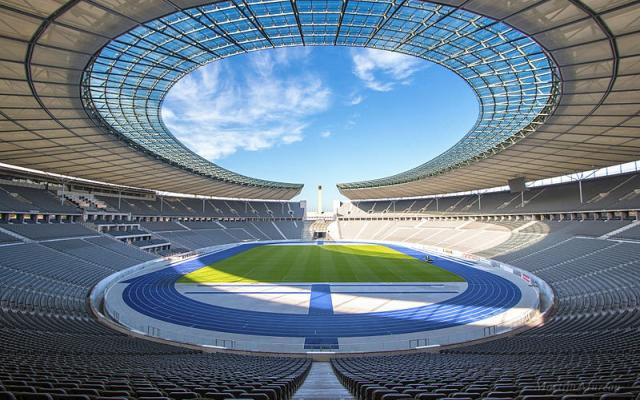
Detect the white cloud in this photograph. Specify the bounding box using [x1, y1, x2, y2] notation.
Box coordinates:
[320, 130, 332, 138]
[162, 50, 331, 160]
[350, 48, 424, 92]
[170, 124, 306, 160]
[348, 93, 364, 105]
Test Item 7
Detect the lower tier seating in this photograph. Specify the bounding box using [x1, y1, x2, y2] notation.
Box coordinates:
[332, 220, 640, 400]
[0, 223, 310, 400]
[333, 352, 639, 400]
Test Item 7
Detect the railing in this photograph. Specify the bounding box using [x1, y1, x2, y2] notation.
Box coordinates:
[408, 306, 541, 350]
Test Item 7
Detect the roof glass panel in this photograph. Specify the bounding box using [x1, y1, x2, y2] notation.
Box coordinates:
[82, 0, 559, 190]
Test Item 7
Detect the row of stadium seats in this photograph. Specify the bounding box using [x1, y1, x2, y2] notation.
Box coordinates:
[0, 182, 304, 220]
[0, 183, 79, 215]
[1, 223, 98, 240]
[95, 195, 304, 219]
[339, 172, 640, 216]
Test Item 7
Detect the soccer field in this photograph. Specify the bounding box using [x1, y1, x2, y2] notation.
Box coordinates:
[178, 244, 464, 283]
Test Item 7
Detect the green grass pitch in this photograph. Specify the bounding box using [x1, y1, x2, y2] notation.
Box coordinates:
[178, 244, 464, 283]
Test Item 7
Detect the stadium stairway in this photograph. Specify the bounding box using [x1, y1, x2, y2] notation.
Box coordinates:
[293, 362, 353, 399]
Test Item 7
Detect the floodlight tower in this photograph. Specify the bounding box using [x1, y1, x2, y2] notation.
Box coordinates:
[317, 185, 323, 214]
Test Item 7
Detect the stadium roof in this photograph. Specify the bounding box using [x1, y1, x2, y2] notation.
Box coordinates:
[0, 1, 639, 200]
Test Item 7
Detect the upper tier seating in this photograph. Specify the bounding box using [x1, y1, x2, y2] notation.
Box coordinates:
[0, 184, 80, 214]
[1, 223, 98, 240]
[95, 195, 304, 219]
[340, 172, 640, 216]
[95, 196, 162, 215]
[0, 182, 304, 220]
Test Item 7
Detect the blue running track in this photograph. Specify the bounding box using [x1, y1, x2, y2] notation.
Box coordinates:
[121, 242, 521, 338]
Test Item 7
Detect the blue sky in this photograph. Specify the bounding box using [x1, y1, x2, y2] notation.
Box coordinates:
[162, 47, 478, 210]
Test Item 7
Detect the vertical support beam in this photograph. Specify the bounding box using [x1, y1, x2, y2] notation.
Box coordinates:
[578, 179, 584, 204]
[60, 180, 65, 206]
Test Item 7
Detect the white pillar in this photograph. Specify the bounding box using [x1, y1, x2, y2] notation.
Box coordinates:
[578, 179, 583, 204]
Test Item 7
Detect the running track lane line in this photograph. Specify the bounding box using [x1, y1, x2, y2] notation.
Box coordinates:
[120, 242, 522, 338]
